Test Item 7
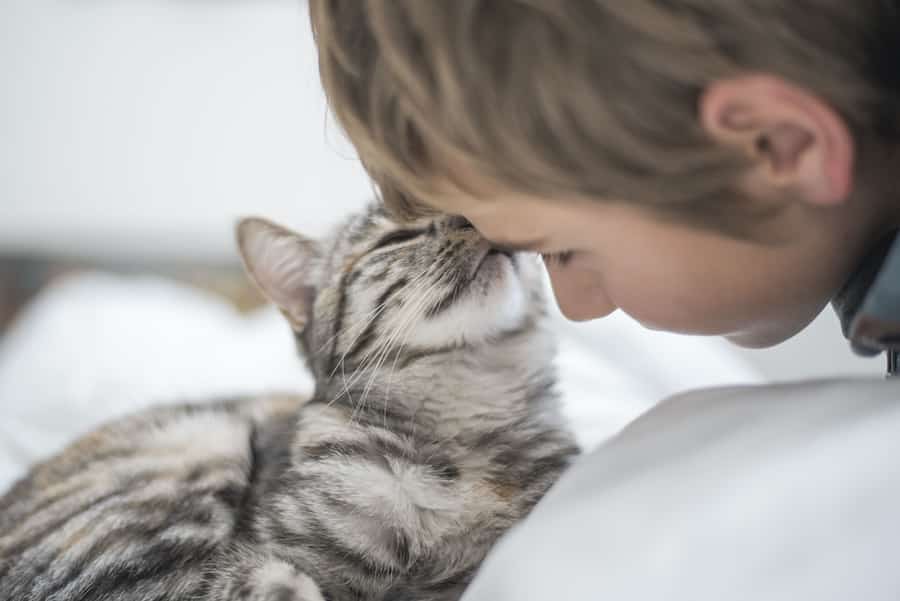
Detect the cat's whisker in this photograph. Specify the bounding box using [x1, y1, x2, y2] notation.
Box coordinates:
[320, 261, 434, 369]
[389, 274, 467, 435]
[337, 352, 355, 409]
[327, 299, 391, 380]
[348, 272, 442, 414]
[329, 301, 394, 408]
[329, 271, 437, 411]
[317, 299, 385, 356]
[337, 267, 433, 376]
[352, 276, 440, 419]
[340, 267, 434, 364]
[328, 269, 436, 406]
[329, 271, 427, 405]
[357, 300, 421, 420]
[323, 293, 399, 372]
[383, 314, 419, 429]
[338, 298, 419, 404]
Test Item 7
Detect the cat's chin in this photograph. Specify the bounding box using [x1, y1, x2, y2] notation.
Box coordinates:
[406, 252, 536, 349]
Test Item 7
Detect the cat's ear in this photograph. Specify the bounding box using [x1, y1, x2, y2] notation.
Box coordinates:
[236, 217, 319, 332]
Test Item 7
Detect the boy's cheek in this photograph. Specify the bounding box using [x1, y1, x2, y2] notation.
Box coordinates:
[726, 321, 809, 348]
[724, 301, 826, 348]
[582, 255, 820, 342]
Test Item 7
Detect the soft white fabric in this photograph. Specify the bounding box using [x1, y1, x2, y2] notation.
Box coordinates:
[0, 274, 314, 490]
[0, 272, 762, 492]
[463, 378, 900, 601]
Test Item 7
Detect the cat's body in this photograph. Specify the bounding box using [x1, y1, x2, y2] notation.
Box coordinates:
[0, 204, 578, 601]
[0, 396, 299, 600]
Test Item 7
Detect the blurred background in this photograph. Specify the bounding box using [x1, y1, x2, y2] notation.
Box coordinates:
[0, 0, 884, 487]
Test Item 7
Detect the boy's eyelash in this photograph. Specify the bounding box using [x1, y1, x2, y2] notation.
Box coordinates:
[540, 251, 574, 266]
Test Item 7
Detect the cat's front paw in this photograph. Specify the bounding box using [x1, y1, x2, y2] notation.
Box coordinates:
[238, 581, 322, 601]
[221, 560, 325, 601]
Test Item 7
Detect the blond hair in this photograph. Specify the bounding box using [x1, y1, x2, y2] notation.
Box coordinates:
[310, 1, 898, 232]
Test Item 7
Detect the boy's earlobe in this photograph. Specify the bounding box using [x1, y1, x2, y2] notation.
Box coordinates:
[700, 74, 854, 206]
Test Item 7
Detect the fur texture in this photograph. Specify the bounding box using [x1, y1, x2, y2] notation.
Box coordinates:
[0, 204, 578, 600]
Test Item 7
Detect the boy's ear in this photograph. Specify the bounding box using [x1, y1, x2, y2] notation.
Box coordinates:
[700, 74, 854, 206]
[236, 217, 319, 332]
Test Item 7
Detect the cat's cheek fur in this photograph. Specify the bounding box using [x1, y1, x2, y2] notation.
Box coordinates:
[409, 255, 528, 348]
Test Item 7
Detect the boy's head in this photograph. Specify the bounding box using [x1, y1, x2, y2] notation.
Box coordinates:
[309, 1, 900, 347]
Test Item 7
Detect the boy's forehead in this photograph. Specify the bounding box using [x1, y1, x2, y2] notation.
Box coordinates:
[423, 182, 582, 246]
[427, 173, 552, 215]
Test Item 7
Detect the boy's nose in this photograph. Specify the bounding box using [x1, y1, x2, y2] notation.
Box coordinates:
[546, 267, 617, 322]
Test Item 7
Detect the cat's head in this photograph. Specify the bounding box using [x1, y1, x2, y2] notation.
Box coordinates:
[236, 203, 548, 383]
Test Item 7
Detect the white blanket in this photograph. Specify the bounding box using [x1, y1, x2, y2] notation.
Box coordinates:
[0, 272, 762, 492]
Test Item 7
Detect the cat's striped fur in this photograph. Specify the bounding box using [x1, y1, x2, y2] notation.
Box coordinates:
[0, 204, 578, 600]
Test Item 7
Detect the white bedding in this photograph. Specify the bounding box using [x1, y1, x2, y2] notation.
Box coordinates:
[0, 272, 763, 492]
[463, 377, 900, 601]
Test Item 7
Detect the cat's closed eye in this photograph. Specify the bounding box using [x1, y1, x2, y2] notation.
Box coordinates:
[372, 228, 427, 250]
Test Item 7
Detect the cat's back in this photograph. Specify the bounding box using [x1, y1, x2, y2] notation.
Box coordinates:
[0, 394, 303, 601]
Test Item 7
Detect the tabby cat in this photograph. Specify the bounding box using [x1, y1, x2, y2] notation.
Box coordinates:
[0, 203, 579, 601]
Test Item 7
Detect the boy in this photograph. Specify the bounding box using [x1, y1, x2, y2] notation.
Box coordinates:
[309, 2, 900, 598]
[309, 1, 900, 357]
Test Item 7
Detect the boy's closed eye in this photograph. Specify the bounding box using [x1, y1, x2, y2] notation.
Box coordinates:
[487, 240, 575, 267]
[485, 237, 548, 254]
